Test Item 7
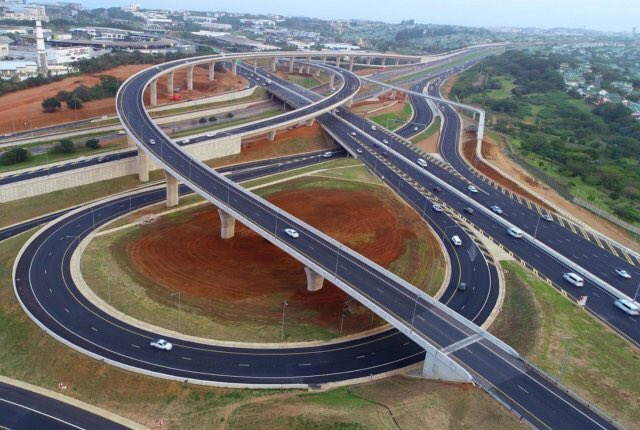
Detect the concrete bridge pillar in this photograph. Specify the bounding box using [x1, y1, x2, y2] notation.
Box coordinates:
[329, 73, 336, 89]
[271, 57, 278, 72]
[335, 56, 341, 68]
[218, 209, 236, 239]
[208, 62, 215, 81]
[394, 58, 399, 65]
[345, 97, 353, 108]
[322, 56, 327, 64]
[391, 89, 397, 100]
[266, 130, 276, 141]
[138, 150, 150, 182]
[289, 58, 295, 73]
[187, 66, 194, 91]
[231, 61, 237, 76]
[314, 68, 321, 78]
[126, 132, 136, 148]
[305, 117, 315, 127]
[150, 79, 158, 106]
[304, 267, 324, 292]
[367, 56, 372, 65]
[348, 58, 354, 72]
[167, 72, 174, 95]
[165, 170, 179, 207]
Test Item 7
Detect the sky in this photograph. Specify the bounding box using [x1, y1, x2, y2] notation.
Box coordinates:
[83, 0, 640, 33]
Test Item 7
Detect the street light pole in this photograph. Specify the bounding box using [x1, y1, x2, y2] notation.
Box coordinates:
[281, 299, 288, 341]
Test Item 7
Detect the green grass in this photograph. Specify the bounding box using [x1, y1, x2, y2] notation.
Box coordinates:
[387, 50, 492, 85]
[287, 74, 323, 89]
[493, 261, 640, 428]
[370, 103, 413, 130]
[241, 158, 360, 189]
[171, 108, 282, 138]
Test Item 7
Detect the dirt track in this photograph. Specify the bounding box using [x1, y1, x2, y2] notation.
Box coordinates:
[119, 184, 440, 337]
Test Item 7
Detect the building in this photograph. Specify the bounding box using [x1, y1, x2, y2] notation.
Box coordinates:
[0, 60, 38, 80]
[322, 42, 360, 51]
[0, 2, 47, 22]
[9, 45, 91, 65]
[287, 40, 313, 50]
[0, 34, 13, 58]
[70, 27, 129, 40]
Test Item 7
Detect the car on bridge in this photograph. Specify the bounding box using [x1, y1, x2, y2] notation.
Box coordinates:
[563, 272, 584, 287]
[458, 282, 467, 292]
[432, 204, 443, 212]
[284, 228, 299, 238]
[463, 207, 475, 215]
[490, 205, 503, 214]
[615, 268, 631, 279]
[541, 213, 553, 222]
[416, 158, 428, 168]
[508, 227, 524, 238]
[467, 185, 478, 193]
[149, 139, 156, 145]
[451, 235, 462, 246]
[150, 339, 173, 351]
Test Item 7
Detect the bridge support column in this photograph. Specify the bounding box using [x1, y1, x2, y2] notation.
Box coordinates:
[289, 58, 294, 73]
[322, 56, 327, 64]
[271, 57, 277, 72]
[231, 61, 237, 76]
[126, 132, 136, 148]
[165, 170, 179, 207]
[314, 68, 321, 77]
[167, 72, 174, 95]
[335, 56, 341, 68]
[329, 74, 335, 89]
[421, 348, 473, 383]
[266, 130, 276, 141]
[394, 58, 399, 65]
[391, 89, 397, 100]
[349, 58, 354, 72]
[187, 66, 194, 91]
[305, 117, 315, 127]
[218, 209, 236, 239]
[138, 150, 149, 182]
[208, 62, 215, 81]
[304, 267, 324, 292]
[150, 79, 158, 106]
[367, 56, 372, 65]
[345, 97, 353, 108]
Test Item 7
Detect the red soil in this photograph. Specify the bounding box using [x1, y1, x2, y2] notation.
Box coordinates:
[123, 187, 428, 335]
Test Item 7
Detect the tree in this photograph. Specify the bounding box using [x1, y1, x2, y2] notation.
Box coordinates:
[0, 147, 30, 165]
[85, 138, 100, 149]
[67, 97, 83, 110]
[52, 139, 75, 154]
[71, 85, 92, 102]
[41, 97, 61, 113]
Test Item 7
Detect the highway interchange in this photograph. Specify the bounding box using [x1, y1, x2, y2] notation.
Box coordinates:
[2, 50, 633, 428]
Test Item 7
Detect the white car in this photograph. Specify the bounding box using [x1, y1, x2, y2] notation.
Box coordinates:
[181, 138, 190, 144]
[614, 298, 640, 316]
[507, 227, 524, 238]
[490, 205, 503, 214]
[416, 158, 428, 168]
[467, 185, 478, 193]
[148, 139, 156, 145]
[541, 213, 553, 222]
[451, 235, 462, 246]
[206, 131, 217, 138]
[371, 125, 377, 130]
[350, 132, 357, 136]
[615, 268, 631, 279]
[413, 126, 419, 131]
[563, 272, 584, 287]
[150, 339, 173, 351]
[284, 228, 299, 238]
[382, 139, 389, 144]
[432, 204, 443, 212]
[322, 151, 333, 158]
[117, 130, 126, 135]
[356, 148, 363, 154]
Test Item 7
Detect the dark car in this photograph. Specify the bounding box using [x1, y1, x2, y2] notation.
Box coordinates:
[433, 186, 442, 193]
[464, 207, 475, 214]
[458, 282, 467, 292]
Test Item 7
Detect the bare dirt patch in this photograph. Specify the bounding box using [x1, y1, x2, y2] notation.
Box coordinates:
[0, 64, 151, 133]
[115, 182, 439, 341]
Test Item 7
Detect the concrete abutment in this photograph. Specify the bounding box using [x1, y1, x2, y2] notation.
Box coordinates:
[304, 267, 324, 292]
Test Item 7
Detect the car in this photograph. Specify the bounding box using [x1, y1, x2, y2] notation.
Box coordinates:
[371, 125, 377, 130]
[382, 139, 389, 144]
[451, 235, 462, 246]
[206, 131, 217, 138]
[356, 148, 363, 154]
[541, 213, 553, 222]
[467, 185, 478, 193]
[563, 272, 584, 287]
[284, 228, 299, 238]
[614, 298, 640, 316]
[117, 130, 126, 135]
[416, 158, 428, 168]
[615, 268, 631, 279]
[490, 205, 502, 214]
[507, 227, 524, 238]
[458, 282, 467, 292]
[350, 132, 357, 136]
[413, 126, 419, 131]
[381, 151, 388, 157]
[432, 204, 443, 212]
[433, 186, 442, 193]
[181, 138, 190, 144]
[463, 207, 474, 215]
[148, 139, 156, 145]
[322, 151, 333, 158]
[150, 339, 173, 351]
[3, 132, 12, 137]
[335, 110, 340, 114]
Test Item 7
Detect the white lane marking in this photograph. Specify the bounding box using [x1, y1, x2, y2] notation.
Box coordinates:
[0, 397, 86, 430]
[238, 363, 250, 367]
[298, 363, 311, 366]
[356, 355, 366, 359]
[402, 342, 410, 346]
[181, 356, 192, 361]
[131, 344, 140, 348]
[517, 385, 529, 394]
[49, 288, 52, 293]
[91, 327, 98, 332]
[64, 308, 69, 313]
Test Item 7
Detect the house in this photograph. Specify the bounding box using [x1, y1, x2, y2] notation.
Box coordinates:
[611, 81, 634, 94]
[0, 34, 13, 58]
[0, 60, 38, 80]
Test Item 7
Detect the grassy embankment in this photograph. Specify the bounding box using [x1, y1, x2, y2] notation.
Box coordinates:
[492, 261, 640, 428]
